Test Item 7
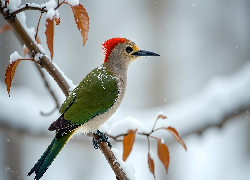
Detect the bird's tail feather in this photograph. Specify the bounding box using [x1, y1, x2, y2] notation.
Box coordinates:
[28, 130, 74, 180]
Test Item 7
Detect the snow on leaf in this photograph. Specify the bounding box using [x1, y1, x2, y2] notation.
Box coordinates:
[166, 127, 187, 151]
[157, 138, 170, 174]
[0, 24, 11, 35]
[123, 129, 137, 161]
[5, 60, 21, 96]
[70, 3, 89, 45]
[45, 17, 54, 60]
[148, 153, 155, 178]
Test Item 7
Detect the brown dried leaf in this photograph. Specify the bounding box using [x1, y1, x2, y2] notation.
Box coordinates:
[166, 127, 187, 151]
[0, 24, 11, 35]
[7, 0, 9, 4]
[148, 153, 155, 178]
[45, 18, 54, 60]
[157, 138, 170, 174]
[24, 46, 29, 56]
[24, 37, 41, 56]
[70, 3, 89, 45]
[36, 36, 41, 44]
[55, 17, 60, 25]
[5, 60, 22, 96]
[157, 114, 167, 120]
[123, 129, 137, 161]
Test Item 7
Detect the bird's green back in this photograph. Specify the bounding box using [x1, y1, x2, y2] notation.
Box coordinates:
[59, 65, 118, 125]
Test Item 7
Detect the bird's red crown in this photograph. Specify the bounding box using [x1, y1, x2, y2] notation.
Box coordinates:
[102, 37, 128, 62]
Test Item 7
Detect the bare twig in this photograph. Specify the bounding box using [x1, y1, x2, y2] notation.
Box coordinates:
[40, 106, 58, 116]
[35, 64, 60, 110]
[194, 108, 249, 135]
[56, 0, 66, 9]
[35, 12, 43, 40]
[11, 4, 47, 16]
[4, 0, 8, 8]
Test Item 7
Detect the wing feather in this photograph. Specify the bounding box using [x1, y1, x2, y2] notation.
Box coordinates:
[49, 65, 118, 131]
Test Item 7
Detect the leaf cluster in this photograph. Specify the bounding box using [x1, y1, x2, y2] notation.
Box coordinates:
[1, 0, 89, 96]
[108, 114, 187, 179]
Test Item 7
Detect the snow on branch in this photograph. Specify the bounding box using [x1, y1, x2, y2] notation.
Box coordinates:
[104, 61, 250, 140]
[1, 61, 249, 136]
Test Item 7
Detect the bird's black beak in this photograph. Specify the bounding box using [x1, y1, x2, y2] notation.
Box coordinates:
[132, 50, 160, 56]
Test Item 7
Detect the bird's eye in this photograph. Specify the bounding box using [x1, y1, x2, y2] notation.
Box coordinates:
[126, 47, 133, 53]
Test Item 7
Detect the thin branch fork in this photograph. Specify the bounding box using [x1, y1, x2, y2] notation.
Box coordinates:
[10, 1, 67, 17]
[106, 127, 166, 142]
[0, 3, 70, 97]
[11, 4, 47, 16]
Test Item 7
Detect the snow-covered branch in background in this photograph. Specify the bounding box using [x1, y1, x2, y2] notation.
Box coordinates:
[1, 61, 249, 138]
[103, 61, 250, 140]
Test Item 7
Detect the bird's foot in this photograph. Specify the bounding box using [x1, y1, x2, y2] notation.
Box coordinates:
[92, 130, 112, 149]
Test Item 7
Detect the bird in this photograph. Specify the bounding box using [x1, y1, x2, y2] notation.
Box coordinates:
[27, 37, 160, 180]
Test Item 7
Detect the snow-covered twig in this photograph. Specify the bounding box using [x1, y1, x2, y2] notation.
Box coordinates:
[0, 1, 70, 97]
[11, 4, 47, 16]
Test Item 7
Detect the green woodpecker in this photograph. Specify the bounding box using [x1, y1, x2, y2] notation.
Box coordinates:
[28, 37, 160, 180]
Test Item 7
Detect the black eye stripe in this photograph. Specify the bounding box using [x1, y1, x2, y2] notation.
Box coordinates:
[126, 47, 133, 53]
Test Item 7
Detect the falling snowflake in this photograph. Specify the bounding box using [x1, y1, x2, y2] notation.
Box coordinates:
[5, 166, 11, 172]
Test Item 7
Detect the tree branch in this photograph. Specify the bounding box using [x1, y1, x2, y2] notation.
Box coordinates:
[0, 2, 127, 179]
[92, 133, 128, 180]
[11, 4, 47, 16]
[0, 3, 70, 97]
[35, 64, 60, 113]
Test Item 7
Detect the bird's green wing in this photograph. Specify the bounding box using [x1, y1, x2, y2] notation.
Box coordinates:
[59, 65, 118, 126]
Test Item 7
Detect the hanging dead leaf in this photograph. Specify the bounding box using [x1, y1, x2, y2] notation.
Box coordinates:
[166, 127, 187, 151]
[6, 0, 9, 4]
[5, 60, 21, 96]
[123, 129, 137, 161]
[45, 18, 54, 60]
[70, 3, 89, 45]
[55, 17, 60, 25]
[36, 36, 40, 44]
[157, 138, 170, 174]
[24, 37, 41, 56]
[148, 152, 155, 178]
[0, 24, 11, 35]
[5, 59, 36, 96]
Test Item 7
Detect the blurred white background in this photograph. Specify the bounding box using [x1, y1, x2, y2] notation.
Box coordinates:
[0, 0, 250, 180]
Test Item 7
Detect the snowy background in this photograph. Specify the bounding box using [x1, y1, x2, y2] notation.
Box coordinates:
[0, 0, 250, 180]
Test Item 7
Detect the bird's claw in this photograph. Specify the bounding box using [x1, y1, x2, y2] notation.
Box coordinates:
[92, 130, 112, 149]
